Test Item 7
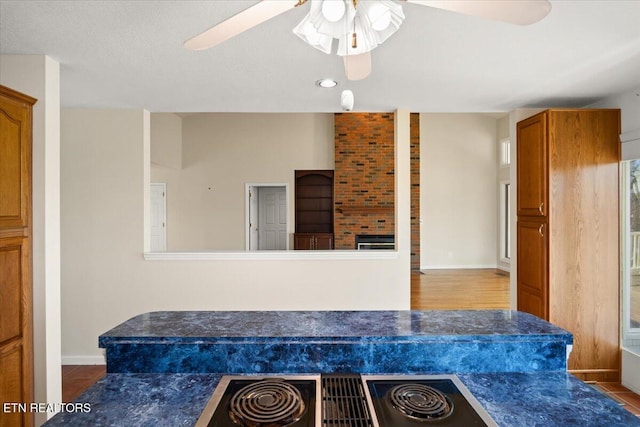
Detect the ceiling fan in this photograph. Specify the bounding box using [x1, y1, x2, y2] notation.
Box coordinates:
[184, 0, 552, 81]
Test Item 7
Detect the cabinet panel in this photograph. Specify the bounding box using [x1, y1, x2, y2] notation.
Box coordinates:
[0, 89, 32, 230]
[517, 113, 547, 217]
[293, 233, 313, 250]
[0, 242, 22, 343]
[313, 233, 333, 250]
[517, 219, 548, 319]
[0, 346, 26, 427]
[293, 233, 334, 250]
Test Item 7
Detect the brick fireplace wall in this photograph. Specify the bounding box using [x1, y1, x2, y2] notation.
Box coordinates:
[333, 112, 420, 269]
[333, 113, 395, 249]
[410, 113, 420, 270]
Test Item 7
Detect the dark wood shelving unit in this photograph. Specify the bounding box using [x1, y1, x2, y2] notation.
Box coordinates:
[294, 170, 334, 249]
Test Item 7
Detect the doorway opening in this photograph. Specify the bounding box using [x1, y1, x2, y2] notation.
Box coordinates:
[245, 184, 289, 251]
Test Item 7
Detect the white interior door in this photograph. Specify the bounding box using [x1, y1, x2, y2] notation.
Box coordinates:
[248, 185, 258, 250]
[258, 186, 287, 250]
[150, 183, 166, 251]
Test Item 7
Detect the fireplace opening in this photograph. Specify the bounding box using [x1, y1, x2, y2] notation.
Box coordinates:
[355, 234, 395, 250]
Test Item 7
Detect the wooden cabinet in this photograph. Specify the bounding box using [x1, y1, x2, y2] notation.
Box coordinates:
[516, 109, 621, 382]
[293, 233, 333, 250]
[517, 113, 548, 217]
[294, 170, 334, 250]
[516, 219, 548, 319]
[0, 85, 36, 427]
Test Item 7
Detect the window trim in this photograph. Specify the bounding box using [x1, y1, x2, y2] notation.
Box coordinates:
[622, 160, 640, 340]
[499, 180, 511, 264]
[500, 138, 511, 168]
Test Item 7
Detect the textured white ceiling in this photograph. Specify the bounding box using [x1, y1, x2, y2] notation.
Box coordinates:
[1, 0, 639, 113]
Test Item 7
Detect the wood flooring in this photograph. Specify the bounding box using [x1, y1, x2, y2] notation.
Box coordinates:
[62, 365, 106, 402]
[411, 268, 510, 310]
[60, 269, 639, 419]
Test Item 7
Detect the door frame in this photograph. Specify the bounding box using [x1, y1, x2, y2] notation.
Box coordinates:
[245, 183, 289, 251]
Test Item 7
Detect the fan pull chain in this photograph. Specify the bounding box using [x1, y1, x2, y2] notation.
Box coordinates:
[352, 0, 358, 48]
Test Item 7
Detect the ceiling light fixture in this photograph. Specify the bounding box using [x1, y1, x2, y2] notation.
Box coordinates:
[316, 78, 338, 88]
[293, 0, 404, 57]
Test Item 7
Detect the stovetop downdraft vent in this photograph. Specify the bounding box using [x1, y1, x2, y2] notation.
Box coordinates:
[322, 375, 373, 427]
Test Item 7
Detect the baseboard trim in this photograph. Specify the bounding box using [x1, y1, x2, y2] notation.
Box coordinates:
[62, 355, 106, 365]
[420, 264, 499, 270]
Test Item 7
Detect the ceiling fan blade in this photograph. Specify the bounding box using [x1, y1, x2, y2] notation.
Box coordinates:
[343, 52, 372, 81]
[184, 0, 302, 51]
[405, 0, 552, 25]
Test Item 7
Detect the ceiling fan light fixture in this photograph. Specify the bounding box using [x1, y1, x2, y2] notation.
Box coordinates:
[321, 0, 346, 22]
[292, 19, 334, 54]
[294, 0, 404, 56]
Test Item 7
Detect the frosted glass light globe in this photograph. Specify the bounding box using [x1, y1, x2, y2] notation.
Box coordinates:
[368, 3, 391, 31]
[321, 0, 346, 22]
[341, 89, 354, 111]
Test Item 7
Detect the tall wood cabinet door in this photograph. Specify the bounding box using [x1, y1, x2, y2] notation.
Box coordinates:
[517, 219, 549, 320]
[517, 112, 548, 217]
[0, 85, 35, 427]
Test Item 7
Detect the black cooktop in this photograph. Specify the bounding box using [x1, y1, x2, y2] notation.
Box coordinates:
[204, 377, 317, 427]
[197, 374, 496, 427]
[365, 378, 490, 427]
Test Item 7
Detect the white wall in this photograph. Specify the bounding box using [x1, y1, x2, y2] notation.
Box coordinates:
[151, 113, 334, 251]
[0, 54, 61, 425]
[420, 113, 499, 269]
[60, 108, 411, 362]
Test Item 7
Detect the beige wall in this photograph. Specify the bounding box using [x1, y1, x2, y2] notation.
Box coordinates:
[61, 108, 411, 362]
[420, 113, 499, 269]
[497, 115, 511, 272]
[151, 113, 334, 251]
[151, 112, 182, 169]
[1, 54, 61, 425]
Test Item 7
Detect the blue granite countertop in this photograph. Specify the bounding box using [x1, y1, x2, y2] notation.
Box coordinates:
[99, 310, 573, 345]
[44, 372, 640, 427]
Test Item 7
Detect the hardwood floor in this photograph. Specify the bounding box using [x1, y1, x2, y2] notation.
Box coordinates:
[62, 365, 106, 402]
[60, 269, 639, 419]
[411, 268, 510, 310]
[592, 383, 640, 417]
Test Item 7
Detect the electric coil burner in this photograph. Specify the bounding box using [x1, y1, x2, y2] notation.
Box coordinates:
[196, 376, 319, 427]
[229, 380, 306, 426]
[363, 375, 497, 426]
[387, 383, 454, 421]
[195, 374, 497, 427]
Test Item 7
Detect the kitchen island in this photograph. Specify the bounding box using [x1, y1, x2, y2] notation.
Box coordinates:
[43, 371, 640, 426]
[99, 310, 572, 374]
[42, 310, 640, 426]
